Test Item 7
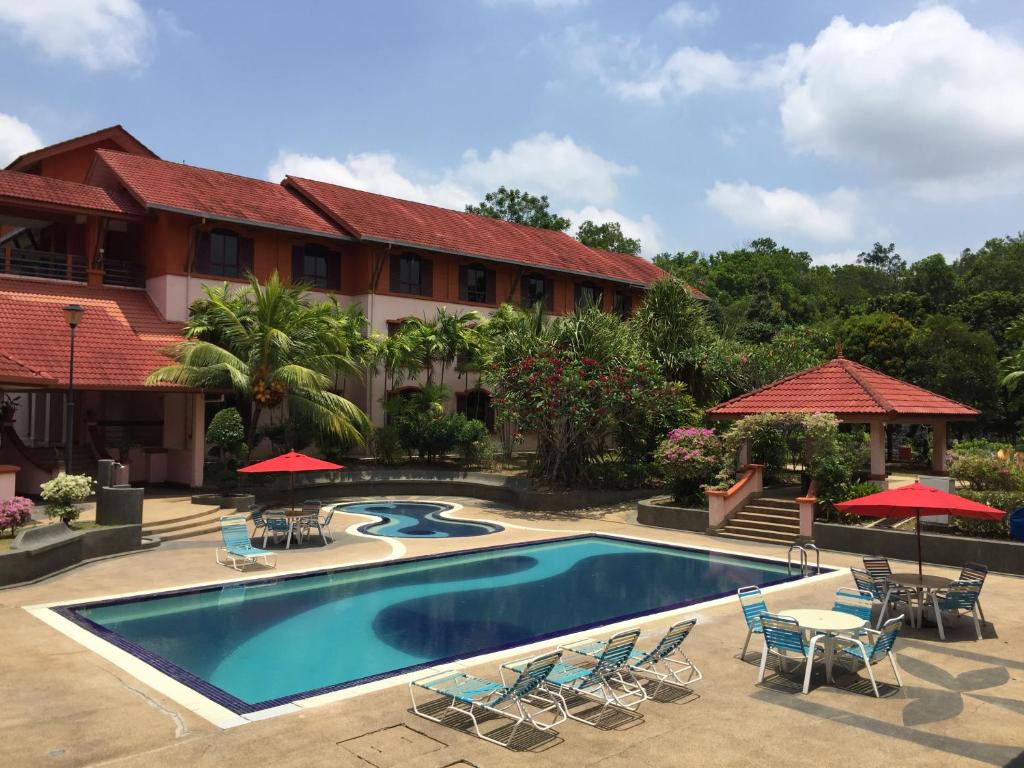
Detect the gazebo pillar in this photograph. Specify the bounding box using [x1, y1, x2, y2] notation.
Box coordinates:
[869, 420, 887, 480]
[931, 421, 948, 474]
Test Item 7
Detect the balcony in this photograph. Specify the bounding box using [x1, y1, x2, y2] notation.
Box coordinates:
[102, 257, 146, 289]
[1, 247, 87, 283]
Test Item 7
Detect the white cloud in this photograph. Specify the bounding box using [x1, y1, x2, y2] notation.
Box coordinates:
[813, 248, 861, 266]
[660, 2, 718, 29]
[269, 150, 474, 210]
[0, 0, 152, 71]
[613, 47, 741, 101]
[270, 133, 633, 210]
[485, 0, 588, 8]
[706, 181, 858, 242]
[774, 6, 1024, 198]
[0, 113, 42, 166]
[563, 206, 663, 255]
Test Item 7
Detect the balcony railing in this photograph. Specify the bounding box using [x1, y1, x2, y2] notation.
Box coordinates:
[102, 257, 146, 288]
[1, 247, 87, 283]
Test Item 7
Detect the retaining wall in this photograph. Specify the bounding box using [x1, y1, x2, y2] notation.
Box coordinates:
[636, 497, 709, 532]
[0, 524, 144, 588]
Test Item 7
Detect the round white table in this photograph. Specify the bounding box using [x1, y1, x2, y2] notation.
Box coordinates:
[780, 609, 866, 682]
[884, 573, 953, 628]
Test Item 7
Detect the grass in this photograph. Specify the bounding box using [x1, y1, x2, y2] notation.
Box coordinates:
[0, 519, 105, 553]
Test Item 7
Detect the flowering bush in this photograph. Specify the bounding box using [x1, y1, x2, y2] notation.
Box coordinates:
[0, 496, 33, 536]
[948, 441, 1022, 491]
[655, 427, 726, 504]
[39, 473, 94, 524]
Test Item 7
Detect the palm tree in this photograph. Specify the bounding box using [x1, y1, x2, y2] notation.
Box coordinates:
[148, 272, 370, 448]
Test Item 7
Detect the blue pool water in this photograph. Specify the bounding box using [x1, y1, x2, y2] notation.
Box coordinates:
[344, 501, 502, 538]
[62, 535, 814, 713]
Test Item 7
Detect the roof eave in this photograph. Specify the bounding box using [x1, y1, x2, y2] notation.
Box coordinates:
[143, 203, 353, 242]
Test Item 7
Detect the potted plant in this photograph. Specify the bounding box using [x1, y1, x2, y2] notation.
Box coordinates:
[898, 439, 913, 462]
[0, 394, 19, 423]
[39, 473, 95, 526]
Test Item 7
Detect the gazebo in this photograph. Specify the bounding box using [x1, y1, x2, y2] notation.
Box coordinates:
[707, 357, 979, 479]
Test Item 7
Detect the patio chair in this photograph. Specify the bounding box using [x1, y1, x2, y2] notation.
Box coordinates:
[216, 515, 277, 571]
[410, 651, 566, 747]
[757, 613, 827, 695]
[833, 615, 904, 697]
[260, 514, 290, 547]
[303, 506, 336, 544]
[855, 563, 912, 628]
[738, 585, 769, 659]
[505, 628, 648, 725]
[959, 562, 988, 623]
[931, 580, 984, 641]
[832, 588, 875, 624]
[250, 509, 267, 539]
[561, 618, 702, 696]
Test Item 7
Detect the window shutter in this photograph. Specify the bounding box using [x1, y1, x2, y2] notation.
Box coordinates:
[389, 253, 401, 292]
[544, 277, 555, 311]
[292, 246, 304, 283]
[195, 231, 211, 273]
[327, 250, 341, 290]
[238, 236, 255, 274]
[458, 265, 469, 302]
[420, 258, 433, 297]
[485, 268, 496, 304]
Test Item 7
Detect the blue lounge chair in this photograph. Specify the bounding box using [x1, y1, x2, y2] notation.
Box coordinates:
[216, 515, 276, 571]
[410, 651, 565, 747]
[503, 628, 647, 725]
[931, 580, 984, 640]
[561, 618, 702, 696]
[738, 585, 768, 659]
[834, 615, 904, 697]
[757, 613, 826, 695]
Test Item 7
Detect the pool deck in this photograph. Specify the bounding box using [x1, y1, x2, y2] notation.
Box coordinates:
[3, 496, 1023, 767]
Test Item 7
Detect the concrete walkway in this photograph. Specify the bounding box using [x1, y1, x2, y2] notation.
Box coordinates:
[3, 497, 1022, 767]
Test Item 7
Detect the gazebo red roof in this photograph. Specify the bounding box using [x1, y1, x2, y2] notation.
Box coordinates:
[708, 357, 979, 420]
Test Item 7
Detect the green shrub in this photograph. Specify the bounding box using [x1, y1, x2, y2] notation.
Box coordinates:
[207, 407, 248, 492]
[951, 487, 1015, 539]
[817, 480, 880, 523]
[457, 419, 493, 468]
[578, 455, 650, 490]
[372, 426, 403, 466]
[395, 410, 465, 462]
[40, 472, 94, 525]
[948, 447, 1021, 491]
[655, 427, 727, 504]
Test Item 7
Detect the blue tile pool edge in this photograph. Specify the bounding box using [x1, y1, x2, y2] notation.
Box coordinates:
[51, 533, 836, 716]
[339, 501, 505, 537]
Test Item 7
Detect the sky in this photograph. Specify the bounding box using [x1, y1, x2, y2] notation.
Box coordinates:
[1, 0, 1022, 264]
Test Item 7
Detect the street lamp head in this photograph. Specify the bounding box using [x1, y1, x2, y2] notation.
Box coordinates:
[62, 304, 85, 328]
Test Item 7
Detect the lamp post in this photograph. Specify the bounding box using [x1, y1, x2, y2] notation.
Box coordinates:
[62, 304, 85, 474]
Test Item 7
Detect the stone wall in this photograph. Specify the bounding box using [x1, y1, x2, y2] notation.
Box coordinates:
[0, 524, 144, 588]
[636, 497, 709, 532]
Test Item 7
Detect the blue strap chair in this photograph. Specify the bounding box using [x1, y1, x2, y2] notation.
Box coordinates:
[260, 514, 290, 547]
[757, 613, 826, 694]
[504, 628, 647, 725]
[562, 618, 702, 696]
[834, 615, 904, 697]
[931, 580, 984, 640]
[302, 504, 335, 545]
[833, 587, 875, 625]
[738, 585, 768, 659]
[853, 566, 911, 628]
[959, 562, 988, 624]
[411, 651, 565, 747]
[250, 509, 268, 539]
[216, 515, 276, 571]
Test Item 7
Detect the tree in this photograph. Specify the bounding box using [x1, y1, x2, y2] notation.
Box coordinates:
[576, 220, 641, 255]
[956, 235, 1024, 295]
[465, 186, 571, 231]
[857, 242, 906, 279]
[904, 253, 959, 311]
[952, 291, 1024, 355]
[148, 272, 371, 448]
[907, 315, 999, 413]
[839, 312, 915, 378]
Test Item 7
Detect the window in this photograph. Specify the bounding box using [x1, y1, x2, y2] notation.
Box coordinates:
[613, 290, 632, 318]
[386, 319, 411, 337]
[389, 252, 432, 296]
[292, 243, 339, 290]
[196, 228, 253, 278]
[459, 263, 494, 304]
[457, 390, 495, 432]
[575, 282, 604, 309]
[521, 273, 553, 310]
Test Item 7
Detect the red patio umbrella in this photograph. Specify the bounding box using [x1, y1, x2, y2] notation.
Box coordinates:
[835, 482, 1004, 577]
[238, 450, 343, 513]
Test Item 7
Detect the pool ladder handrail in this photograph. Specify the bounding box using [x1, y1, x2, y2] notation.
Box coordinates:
[787, 543, 820, 577]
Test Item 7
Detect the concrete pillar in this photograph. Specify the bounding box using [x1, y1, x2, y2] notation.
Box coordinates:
[189, 393, 205, 488]
[931, 421, 947, 474]
[737, 438, 751, 468]
[869, 421, 887, 479]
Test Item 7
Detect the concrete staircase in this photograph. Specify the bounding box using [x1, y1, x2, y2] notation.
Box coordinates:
[142, 504, 223, 542]
[716, 487, 802, 545]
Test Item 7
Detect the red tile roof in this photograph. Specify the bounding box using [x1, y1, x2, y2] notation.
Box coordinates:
[0, 170, 143, 217]
[0, 350, 55, 387]
[5, 125, 157, 172]
[286, 176, 667, 286]
[708, 357, 979, 419]
[94, 150, 344, 239]
[0, 277, 189, 390]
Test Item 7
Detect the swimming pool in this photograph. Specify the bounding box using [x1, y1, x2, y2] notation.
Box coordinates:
[57, 535, 823, 715]
[342, 500, 502, 538]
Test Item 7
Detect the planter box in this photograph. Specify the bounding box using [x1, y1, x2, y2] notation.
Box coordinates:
[814, 521, 1024, 576]
[637, 497, 709, 533]
[0, 523, 145, 587]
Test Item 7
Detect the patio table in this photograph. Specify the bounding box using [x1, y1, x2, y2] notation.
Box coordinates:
[264, 511, 316, 550]
[883, 572, 953, 628]
[780, 608, 866, 683]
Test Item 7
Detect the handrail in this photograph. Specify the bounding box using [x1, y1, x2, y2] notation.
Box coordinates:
[3, 248, 87, 283]
[787, 543, 821, 577]
[0, 423, 57, 473]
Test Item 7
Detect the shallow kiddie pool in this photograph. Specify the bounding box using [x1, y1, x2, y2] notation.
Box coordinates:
[340, 500, 502, 538]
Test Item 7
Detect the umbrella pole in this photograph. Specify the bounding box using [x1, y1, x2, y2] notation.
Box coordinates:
[916, 510, 923, 579]
[290, 473, 295, 514]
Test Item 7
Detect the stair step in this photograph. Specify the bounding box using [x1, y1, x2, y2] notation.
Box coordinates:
[720, 523, 799, 541]
[742, 505, 799, 518]
[716, 530, 798, 545]
[153, 523, 222, 542]
[727, 516, 800, 531]
[142, 505, 222, 533]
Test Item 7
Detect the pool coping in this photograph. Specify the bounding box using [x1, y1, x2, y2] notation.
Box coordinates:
[337, 500, 505, 539]
[26, 522, 846, 729]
